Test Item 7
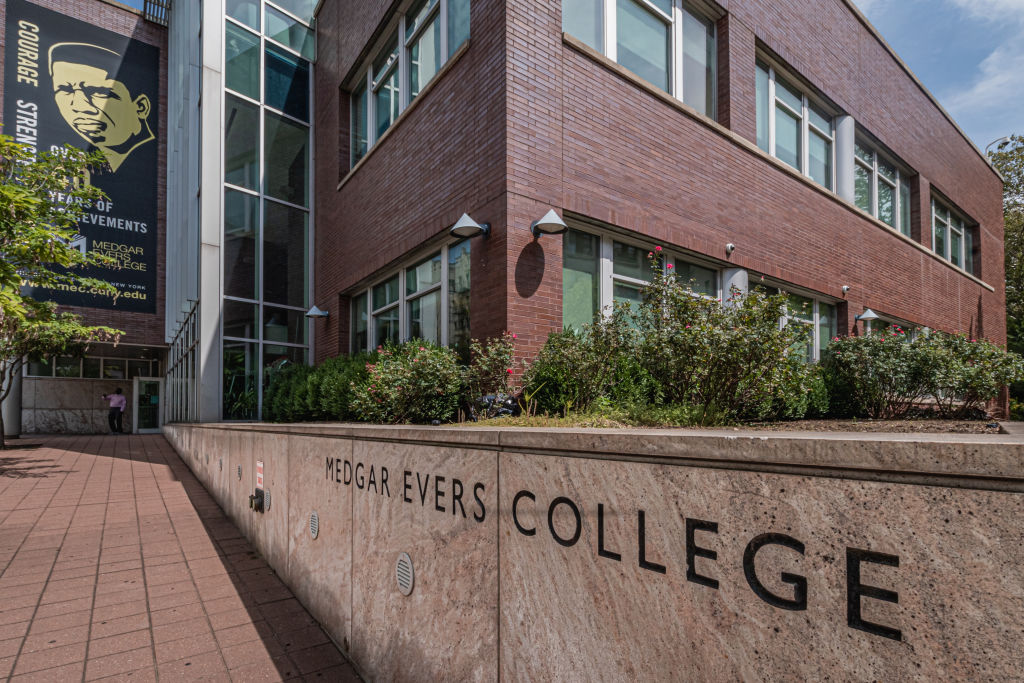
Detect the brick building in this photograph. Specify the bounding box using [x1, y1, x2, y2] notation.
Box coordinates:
[314, 0, 1005, 376]
[0, 0, 1008, 428]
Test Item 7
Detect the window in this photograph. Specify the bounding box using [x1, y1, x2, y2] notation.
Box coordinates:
[854, 141, 912, 236]
[756, 60, 835, 190]
[25, 355, 161, 379]
[562, 226, 719, 329]
[351, 240, 471, 352]
[350, 0, 472, 165]
[760, 286, 837, 362]
[932, 197, 976, 275]
[564, 0, 716, 117]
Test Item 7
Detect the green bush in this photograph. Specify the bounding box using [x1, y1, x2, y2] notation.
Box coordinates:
[919, 333, 1024, 418]
[522, 309, 641, 416]
[263, 363, 314, 423]
[350, 341, 465, 424]
[465, 332, 517, 418]
[311, 352, 377, 420]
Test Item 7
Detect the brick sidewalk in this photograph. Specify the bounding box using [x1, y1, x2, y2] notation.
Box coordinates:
[0, 434, 360, 682]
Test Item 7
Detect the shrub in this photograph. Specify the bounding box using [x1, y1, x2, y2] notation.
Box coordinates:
[311, 352, 377, 421]
[350, 341, 464, 424]
[819, 330, 929, 418]
[263, 363, 314, 423]
[465, 332, 517, 419]
[919, 333, 1024, 418]
[522, 309, 640, 416]
[633, 262, 810, 424]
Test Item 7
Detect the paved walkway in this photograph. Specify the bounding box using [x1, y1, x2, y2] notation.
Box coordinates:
[0, 434, 359, 682]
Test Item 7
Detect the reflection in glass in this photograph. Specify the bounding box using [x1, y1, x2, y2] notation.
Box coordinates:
[809, 131, 832, 189]
[83, 357, 101, 378]
[675, 262, 716, 297]
[351, 82, 368, 166]
[563, 0, 603, 51]
[375, 68, 400, 140]
[226, 22, 260, 99]
[756, 62, 769, 153]
[265, 44, 310, 121]
[616, 0, 670, 91]
[263, 305, 306, 345]
[447, 0, 470, 57]
[55, 357, 80, 378]
[374, 307, 400, 347]
[409, 11, 441, 100]
[408, 291, 441, 343]
[223, 299, 258, 339]
[223, 342, 257, 420]
[266, 5, 315, 59]
[263, 200, 308, 307]
[225, 95, 259, 189]
[224, 189, 259, 300]
[878, 180, 895, 227]
[351, 292, 368, 352]
[448, 240, 471, 353]
[268, 0, 316, 23]
[374, 276, 400, 310]
[226, 0, 260, 29]
[900, 182, 911, 236]
[263, 346, 306, 392]
[406, 253, 442, 294]
[563, 230, 600, 330]
[613, 241, 655, 281]
[854, 163, 872, 213]
[682, 8, 715, 117]
[264, 112, 309, 206]
[774, 106, 800, 171]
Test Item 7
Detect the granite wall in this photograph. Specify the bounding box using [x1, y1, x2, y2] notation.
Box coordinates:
[163, 423, 1024, 681]
[22, 378, 134, 434]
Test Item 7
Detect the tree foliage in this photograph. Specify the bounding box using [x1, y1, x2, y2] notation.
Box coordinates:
[0, 134, 123, 446]
[989, 135, 1024, 355]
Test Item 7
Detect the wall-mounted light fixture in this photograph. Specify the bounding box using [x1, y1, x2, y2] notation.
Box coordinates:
[531, 209, 567, 238]
[855, 308, 879, 322]
[449, 213, 490, 239]
[305, 305, 330, 318]
[725, 243, 736, 256]
[841, 285, 851, 295]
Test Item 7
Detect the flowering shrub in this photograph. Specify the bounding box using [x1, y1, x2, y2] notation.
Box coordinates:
[821, 330, 1024, 418]
[464, 332, 518, 419]
[350, 342, 464, 424]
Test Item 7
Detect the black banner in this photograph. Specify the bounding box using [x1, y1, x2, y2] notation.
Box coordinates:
[4, 0, 159, 313]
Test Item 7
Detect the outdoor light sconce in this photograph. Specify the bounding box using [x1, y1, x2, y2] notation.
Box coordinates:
[842, 285, 851, 295]
[449, 213, 490, 239]
[531, 209, 568, 238]
[725, 243, 736, 256]
[855, 308, 879, 322]
[305, 305, 329, 318]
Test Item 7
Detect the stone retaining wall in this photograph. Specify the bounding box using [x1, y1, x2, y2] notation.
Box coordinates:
[163, 423, 1024, 681]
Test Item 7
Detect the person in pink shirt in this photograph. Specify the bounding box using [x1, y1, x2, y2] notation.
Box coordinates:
[102, 388, 127, 434]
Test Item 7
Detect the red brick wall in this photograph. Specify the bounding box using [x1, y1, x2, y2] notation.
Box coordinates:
[0, 0, 168, 348]
[315, 0, 1006, 364]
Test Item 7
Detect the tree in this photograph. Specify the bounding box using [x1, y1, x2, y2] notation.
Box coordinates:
[989, 135, 1024, 355]
[0, 134, 123, 447]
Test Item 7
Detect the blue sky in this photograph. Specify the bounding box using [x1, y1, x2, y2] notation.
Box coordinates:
[853, 0, 1024, 150]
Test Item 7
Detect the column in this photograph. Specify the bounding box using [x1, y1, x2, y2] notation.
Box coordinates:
[835, 115, 856, 204]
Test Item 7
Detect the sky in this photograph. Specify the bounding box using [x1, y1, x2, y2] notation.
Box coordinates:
[853, 0, 1024, 150]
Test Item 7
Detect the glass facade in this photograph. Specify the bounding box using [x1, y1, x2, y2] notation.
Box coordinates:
[854, 140, 912, 237]
[223, 0, 313, 419]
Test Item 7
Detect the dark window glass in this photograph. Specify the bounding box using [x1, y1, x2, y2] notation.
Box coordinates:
[223, 342, 258, 420]
[264, 112, 309, 206]
[447, 0, 470, 57]
[351, 82, 368, 165]
[225, 96, 259, 190]
[224, 189, 259, 300]
[265, 44, 310, 121]
[351, 292, 369, 353]
[224, 299, 258, 339]
[448, 240, 471, 353]
[263, 305, 307, 345]
[263, 200, 308, 307]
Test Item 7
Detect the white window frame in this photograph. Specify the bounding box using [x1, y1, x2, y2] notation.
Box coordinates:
[351, 0, 462, 164]
[565, 224, 722, 323]
[931, 197, 973, 273]
[759, 60, 836, 191]
[854, 140, 910, 236]
[758, 282, 837, 362]
[352, 240, 468, 352]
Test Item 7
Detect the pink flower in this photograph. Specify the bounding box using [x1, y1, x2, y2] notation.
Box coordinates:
[667, 264, 673, 269]
[512, 334, 517, 339]
[419, 346, 425, 351]
[685, 325, 691, 329]
[655, 246, 662, 252]
[506, 368, 514, 374]
[648, 252, 654, 257]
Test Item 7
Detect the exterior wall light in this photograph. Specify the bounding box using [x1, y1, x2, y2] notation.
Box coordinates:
[531, 209, 568, 238]
[725, 243, 736, 256]
[855, 308, 879, 322]
[842, 285, 851, 294]
[450, 213, 490, 238]
[305, 305, 330, 318]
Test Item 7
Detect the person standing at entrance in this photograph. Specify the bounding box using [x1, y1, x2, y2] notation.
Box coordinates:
[102, 388, 127, 434]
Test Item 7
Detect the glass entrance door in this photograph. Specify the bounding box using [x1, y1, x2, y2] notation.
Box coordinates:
[133, 378, 163, 433]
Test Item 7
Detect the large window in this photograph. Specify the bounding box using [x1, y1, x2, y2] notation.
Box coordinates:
[854, 141, 912, 237]
[758, 286, 837, 362]
[563, 0, 716, 117]
[351, 240, 471, 352]
[26, 352, 161, 379]
[562, 226, 719, 328]
[223, 0, 313, 420]
[932, 198, 976, 275]
[756, 60, 835, 190]
[350, 0, 472, 166]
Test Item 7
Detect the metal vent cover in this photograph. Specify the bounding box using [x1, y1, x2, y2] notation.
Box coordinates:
[396, 552, 414, 596]
[309, 511, 319, 539]
[237, 465, 242, 480]
[219, 458, 223, 471]
[264, 489, 272, 511]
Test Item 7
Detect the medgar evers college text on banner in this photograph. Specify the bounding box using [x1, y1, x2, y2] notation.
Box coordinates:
[5, 0, 159, 314]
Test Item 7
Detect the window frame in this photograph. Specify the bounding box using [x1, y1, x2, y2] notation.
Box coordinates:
[931, 196, 976, 275]
[563, 223, 722, 329]
[350, 0, 468, 166]
[351, 239, 470, 352]
[756, 280, 838, 362]
[854, 138, 912, 237]
[757, 59, 837, 191]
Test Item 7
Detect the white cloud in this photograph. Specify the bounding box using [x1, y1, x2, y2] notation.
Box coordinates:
[852, 0, 888, 14]
[944, 40, 1024, 142]
[947, 0, 1024, 23]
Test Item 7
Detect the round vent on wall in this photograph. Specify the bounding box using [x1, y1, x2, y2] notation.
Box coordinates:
[309, 511, 319, 539]
[396, 552, 414, 596]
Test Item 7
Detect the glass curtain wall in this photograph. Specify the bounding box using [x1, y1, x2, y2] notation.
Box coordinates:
[223, 0, 314, 419]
